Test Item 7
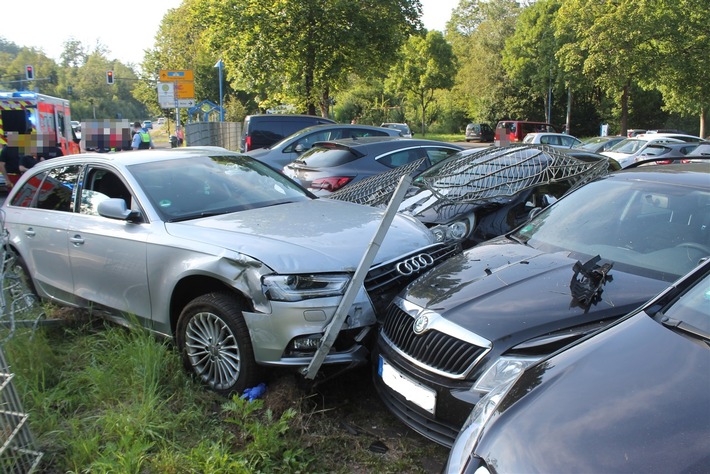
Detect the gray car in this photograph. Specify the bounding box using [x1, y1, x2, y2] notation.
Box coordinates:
[283, 137, 463, 196]
[1, 148, 452, 395]
[245, 124, 402, 170]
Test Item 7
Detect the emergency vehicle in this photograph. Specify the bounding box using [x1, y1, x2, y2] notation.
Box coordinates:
[0, 91, 81, 157]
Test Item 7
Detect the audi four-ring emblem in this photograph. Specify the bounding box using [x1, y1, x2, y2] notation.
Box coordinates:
[396, 253, 435, 276]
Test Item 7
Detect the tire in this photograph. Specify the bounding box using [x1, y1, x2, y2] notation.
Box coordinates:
[176, 292, 258, 396]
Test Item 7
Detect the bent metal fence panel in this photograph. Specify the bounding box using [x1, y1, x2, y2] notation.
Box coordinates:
[0, 244, 44, 473]
[329, 145, 611, 208]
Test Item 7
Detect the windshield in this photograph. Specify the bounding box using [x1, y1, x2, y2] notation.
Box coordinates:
[607, 138, 649, 155]
[129, 154, 311, 221]
[514, 178, 710, 281]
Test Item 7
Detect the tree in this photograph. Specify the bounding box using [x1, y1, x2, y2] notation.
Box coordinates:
[642, 0, 710, 137]
[446, 0, 521, 124]
[196, 0, 421, 116]
[554, 0, 657, 135]
[386, 31, 457, 134]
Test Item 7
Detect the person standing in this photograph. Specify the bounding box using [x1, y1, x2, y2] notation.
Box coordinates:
[131, 121, 154, 150]
[0, 133, 22, 190]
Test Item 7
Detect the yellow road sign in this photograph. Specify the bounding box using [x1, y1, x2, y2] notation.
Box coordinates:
[159, 69, 194, 82]
[176, 82, 195, 99]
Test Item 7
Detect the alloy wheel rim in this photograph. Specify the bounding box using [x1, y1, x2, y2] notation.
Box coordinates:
[185, 311, 241, 390]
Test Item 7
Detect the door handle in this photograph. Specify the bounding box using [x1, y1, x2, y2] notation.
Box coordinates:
[69, 235, 85, 245]
[24, 228, 36, 237]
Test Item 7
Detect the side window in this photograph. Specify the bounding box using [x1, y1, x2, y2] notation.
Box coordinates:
[426, 147, 459, 166]
[80, 168, 132, 216]
[347, 128, 388, 138]
[293, 130, 331, 151]
[36, 165, 81, 212]
[9, 171, 48, 208]
[378, 148, 424, 168]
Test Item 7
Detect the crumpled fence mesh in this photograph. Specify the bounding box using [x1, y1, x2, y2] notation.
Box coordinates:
[0, 224, 44, 473]
[329, 145, 612, 207]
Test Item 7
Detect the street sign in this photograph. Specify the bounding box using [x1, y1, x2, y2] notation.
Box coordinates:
[177, 99, 195, 108]
[159, 70, 194, 82]
[176, 81, 195, 99]
[157, 82, 175, 108]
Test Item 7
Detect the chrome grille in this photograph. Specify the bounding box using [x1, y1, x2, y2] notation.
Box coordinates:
[381, 303, 485, 377]
[365, 243, 460, 315]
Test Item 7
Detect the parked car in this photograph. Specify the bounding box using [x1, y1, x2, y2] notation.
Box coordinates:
[245, 124, 402, 170]
[396, 145, 617, 248]
[1, 147, 457, 396]
[240, 114, 335, 152]
[636, 132, 704, 143]
[629, 141, 705, 166]
[445, 258, 710, 474]
[373, 160, 710, 447]
[626, 128, 646, 137]
[380, 123, 413, 138]
[157, 117, 166, 125]
[283, 137, 462, 195]
[522, 132, 582, 148]
[464, 123, 494, 142]
[573, 135, 625, 153]
[601, 136, 685, 167]
[142, 120, 153, 130]
[494, 120, 559, 146]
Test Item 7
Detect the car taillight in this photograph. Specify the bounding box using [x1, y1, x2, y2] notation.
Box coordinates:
[311, 176, 353, 192]
[245, 136, 252, 151]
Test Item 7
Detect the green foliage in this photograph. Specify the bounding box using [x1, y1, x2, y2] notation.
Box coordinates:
[387, 30, 457, 133]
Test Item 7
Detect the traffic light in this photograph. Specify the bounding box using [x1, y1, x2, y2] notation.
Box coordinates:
[25, 65, 34, 80]
[106, 70, 114, 85]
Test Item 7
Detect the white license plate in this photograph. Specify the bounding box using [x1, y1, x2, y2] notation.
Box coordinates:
[378, 355, 436, 414]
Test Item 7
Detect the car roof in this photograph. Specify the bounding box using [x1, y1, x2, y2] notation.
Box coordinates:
[610, 161, 710, 187]
[311, 136, 459, 150]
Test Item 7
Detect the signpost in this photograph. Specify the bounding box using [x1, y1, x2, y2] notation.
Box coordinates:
[158, 69, 195, 129]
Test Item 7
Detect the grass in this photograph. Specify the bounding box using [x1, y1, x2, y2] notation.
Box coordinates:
[2, 312, 447, 473]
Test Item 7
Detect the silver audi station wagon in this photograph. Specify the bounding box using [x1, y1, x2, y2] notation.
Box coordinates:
[0, 148, 454, 395]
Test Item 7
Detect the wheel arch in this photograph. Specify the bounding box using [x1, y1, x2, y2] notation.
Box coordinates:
[169, 275, 254, 337]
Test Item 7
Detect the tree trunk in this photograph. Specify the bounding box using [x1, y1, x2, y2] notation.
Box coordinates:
[420, 93, 426, 136]
[700, 107, 706, 139]
[565, 87, 573, 134]
[619, 80, 630, 136]
[319, 86, 330, 119]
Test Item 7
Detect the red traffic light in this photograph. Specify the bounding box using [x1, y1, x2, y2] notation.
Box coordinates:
[106, 70, 114, 85]
[25, 65, 34, 80]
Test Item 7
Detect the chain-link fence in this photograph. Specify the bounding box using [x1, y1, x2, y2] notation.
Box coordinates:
[329, 145, 612, 208]
[0, 246, 45, 473]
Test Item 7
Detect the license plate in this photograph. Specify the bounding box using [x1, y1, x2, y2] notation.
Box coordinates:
[378, 355, 436, 414]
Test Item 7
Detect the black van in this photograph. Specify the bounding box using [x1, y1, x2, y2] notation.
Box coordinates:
[240, 114, 336, 152]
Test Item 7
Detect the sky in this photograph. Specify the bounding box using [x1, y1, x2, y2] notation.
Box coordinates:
[3, 0, 458, 66]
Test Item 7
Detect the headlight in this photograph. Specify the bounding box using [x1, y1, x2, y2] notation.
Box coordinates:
[447, 377, 518, 474]
[472, 356, 540, 393]
[262, 273, 350, 302]
[431, 217, 475, 243]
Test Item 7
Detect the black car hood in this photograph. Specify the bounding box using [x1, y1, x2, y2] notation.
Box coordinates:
[478, 313, 710, 472]
[403, 238, 670, 344]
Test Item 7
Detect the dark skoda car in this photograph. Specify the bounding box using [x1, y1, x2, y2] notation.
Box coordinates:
[374, 162, 710, 446]
[445, 258, 710, 474]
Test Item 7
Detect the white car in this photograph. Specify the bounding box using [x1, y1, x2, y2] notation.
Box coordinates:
[635, 132, 704, 143]
[522, 132, 582, 148]
[601, 136, 685, 167]
[380, 123, 413, 138]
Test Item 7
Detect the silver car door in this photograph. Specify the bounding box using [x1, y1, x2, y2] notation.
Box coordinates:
[67, 167, 151, 325]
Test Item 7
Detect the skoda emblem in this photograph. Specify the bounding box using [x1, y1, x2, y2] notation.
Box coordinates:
[413, 314, 429, 335]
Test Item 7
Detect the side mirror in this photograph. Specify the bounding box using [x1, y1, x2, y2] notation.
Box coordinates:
[98, 198, 142, 223]
[294, 144, 307, 153]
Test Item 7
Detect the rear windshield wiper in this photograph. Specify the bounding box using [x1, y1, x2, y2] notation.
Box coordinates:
[660, 315, 710, 344]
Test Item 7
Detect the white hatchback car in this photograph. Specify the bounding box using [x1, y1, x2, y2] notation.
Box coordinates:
[522, 132, 582, 148]
[601, 136, 685, 167]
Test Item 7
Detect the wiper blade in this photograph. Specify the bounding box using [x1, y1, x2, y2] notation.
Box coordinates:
[507, 233, 529, 246]
[169, 211, 228, 222]
[660, 315, 710, 343]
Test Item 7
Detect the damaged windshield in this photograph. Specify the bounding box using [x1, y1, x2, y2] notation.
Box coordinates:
[514, 178, 710, 281]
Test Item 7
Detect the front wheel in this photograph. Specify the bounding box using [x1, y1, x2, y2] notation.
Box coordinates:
[176, 293, 258, 396]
